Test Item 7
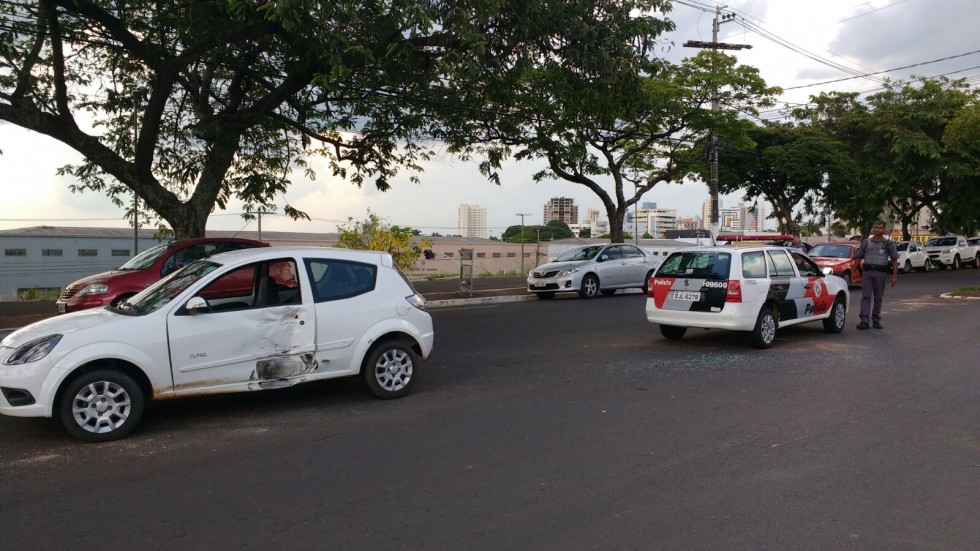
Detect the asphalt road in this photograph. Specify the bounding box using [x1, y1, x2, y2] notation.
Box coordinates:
[1, 269, 978, 549]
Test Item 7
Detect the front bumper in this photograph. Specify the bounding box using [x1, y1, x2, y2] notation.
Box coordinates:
[527, 275, 579, 293]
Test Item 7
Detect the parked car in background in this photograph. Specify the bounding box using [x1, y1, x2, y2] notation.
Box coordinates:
[1, 246, 434, 441]
[925, 235, 979, 270]
[807, 242, 863, 286]
[55, 237, 268, 314]
[896, 241, 934, 273]
[527, 243, 662, 299]
[645, 246, 849, 349]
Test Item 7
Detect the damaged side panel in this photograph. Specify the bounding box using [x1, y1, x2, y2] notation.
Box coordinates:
[169, 304, 318, 395]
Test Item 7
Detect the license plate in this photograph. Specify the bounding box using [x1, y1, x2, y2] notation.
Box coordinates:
[57, 302, 66, 314]
[672, 291, 701, 302]
[534, 283, 549, 288]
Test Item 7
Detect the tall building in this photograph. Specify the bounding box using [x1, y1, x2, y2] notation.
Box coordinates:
[584, 208, 601, 223]
[543, 197, 578, 225]
[457, 204, 487, 239]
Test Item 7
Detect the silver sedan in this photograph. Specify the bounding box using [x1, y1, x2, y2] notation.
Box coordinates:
[527, 244, 661, 299]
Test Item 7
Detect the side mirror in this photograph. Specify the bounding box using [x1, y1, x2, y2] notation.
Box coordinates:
[598, 255, 608, 263]
[185, 296, 210, 314]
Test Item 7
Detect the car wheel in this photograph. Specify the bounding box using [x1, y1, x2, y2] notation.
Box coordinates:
[902, 260, 912, 274]
[363, 340, 418, 399]
[751, 308, 777, 349]
[923, 259, 936, 272]
[841, 271, 852, 286]
[601, 289, 617, 296]
[822, 296, 846, 333]
[974, 254, 980, 269]
[642, 270, 655, 294]
[579, 274, 599, 299]
[59, 369, 145, 442]
[536, 291, 555, 300]
[952, 255, 962, 270]
[659, 325, 687, 340]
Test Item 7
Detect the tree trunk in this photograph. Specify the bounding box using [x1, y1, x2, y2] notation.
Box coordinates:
[607, 207, 626, 243]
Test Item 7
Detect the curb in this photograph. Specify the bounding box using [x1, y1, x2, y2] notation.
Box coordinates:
[939, 293, 980, 300]
[427, 294, 533, 309]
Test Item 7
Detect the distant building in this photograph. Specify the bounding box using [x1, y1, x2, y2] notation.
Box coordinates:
[676, 217, 701, 230]
[543, 197, 578, 225]
[584, 208, 601, 223]
[457, 204, 487, 239]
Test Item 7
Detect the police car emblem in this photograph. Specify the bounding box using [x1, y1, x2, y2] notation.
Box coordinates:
[813, 280, 823, 297]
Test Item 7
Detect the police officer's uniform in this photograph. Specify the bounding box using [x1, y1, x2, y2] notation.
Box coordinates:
[854, 237, 898, 328]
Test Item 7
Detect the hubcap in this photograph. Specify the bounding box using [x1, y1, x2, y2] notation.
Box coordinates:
[761, 314, 776, 343]
[834, 303, 845, 327]
[374, 349, 413, 392]
[71, 381, 131, 434]
[585, 279, 597, 296]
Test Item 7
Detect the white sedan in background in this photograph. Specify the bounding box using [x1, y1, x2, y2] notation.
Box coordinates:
[527, 244, 662, 299]
[0, 247, 434, 442]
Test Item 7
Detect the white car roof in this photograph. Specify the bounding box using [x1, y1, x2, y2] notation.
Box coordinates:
[207, 246, 394, 267]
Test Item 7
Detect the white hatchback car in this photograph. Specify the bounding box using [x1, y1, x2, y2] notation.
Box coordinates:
[0, 247, 434, 442]
[646, 246, 849, 348]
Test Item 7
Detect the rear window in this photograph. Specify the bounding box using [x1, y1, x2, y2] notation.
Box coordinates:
[656, 251, 732, 279]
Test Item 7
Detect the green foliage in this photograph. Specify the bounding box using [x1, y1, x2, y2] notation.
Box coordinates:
[578, 227, 592, 238]
[708, 122, 855, 234]
[796, 78, 980, 237]
[503, 221, 574, 242]
[446, 46, 778, 243]
[1, 1, 679, 238]
[336, 210, 432, 273]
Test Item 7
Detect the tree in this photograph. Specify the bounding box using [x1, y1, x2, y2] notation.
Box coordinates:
[578, 227, 592, 238]
[446, 47, 778, 243]
[1, 1, 671, 238]
[710, 122, 855, 234]
[544, 220, 574, 240]
[796, 78, 980, 237]
[335, 210, 431, 273]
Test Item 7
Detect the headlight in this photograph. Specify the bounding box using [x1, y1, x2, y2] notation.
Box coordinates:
[404, 293, 428, 311]
[558, 267, 580, 277]
[4, 335, 62, 365]
[77, 283, 109, 296]
[821, 267, 834, 275]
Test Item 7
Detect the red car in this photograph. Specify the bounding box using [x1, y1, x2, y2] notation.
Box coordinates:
[807, 242, 863, 286]
[56, 238, 269, 313]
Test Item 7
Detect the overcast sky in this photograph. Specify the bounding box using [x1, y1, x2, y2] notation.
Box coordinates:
[2, 0, 977, 236]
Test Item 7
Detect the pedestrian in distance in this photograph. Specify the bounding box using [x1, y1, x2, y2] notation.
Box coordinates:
[854, 220, 899, 330]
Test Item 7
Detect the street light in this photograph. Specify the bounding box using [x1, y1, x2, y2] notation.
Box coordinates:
[516, 212, 531, 273]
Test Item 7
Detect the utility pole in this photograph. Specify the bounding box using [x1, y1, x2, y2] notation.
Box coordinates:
[516, 212, 531, 273]
[684, 6, 751, 240]
[257, 210, 264, 241]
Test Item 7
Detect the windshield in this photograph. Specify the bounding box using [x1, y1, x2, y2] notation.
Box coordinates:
[118, 242, 170, 270]
[896, 242, 909, 251]
[115, 261, 220, 315]
[808, 245, 852, 259]
[656, 251, 732, 279]
[926, 237, 956, 247]
[554, 246, 603, 262]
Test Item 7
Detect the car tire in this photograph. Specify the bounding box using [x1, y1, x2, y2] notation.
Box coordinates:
[974, 254, 980, 269]
[822, 296, 846, 333]
[59, 369, 145, 443]
[751, 308, 777, 349]
[952, 255, 962, 270]
[659, 325, 687, 340]
[642, 270, 655, 294]
[902, 260, 912, 274]
[536, 292, 555, 300]
[579, 274, 599, 299]
[363, 340, 418, 399]
[923, 259, 936, 272]
[842, 271, 852, 286]
[601, 289, 617, 296]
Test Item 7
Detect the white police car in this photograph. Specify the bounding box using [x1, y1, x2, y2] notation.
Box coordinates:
[645, 246, 849, 348]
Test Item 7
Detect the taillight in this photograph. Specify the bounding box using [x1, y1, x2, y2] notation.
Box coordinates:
[646, 276, 656, 298]
[726, 280, 742, 302]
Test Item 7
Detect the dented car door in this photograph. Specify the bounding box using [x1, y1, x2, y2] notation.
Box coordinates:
[166, 258, 317, 394]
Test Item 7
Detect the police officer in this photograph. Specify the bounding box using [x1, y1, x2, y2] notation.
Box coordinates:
[854, 220, 899, 330]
